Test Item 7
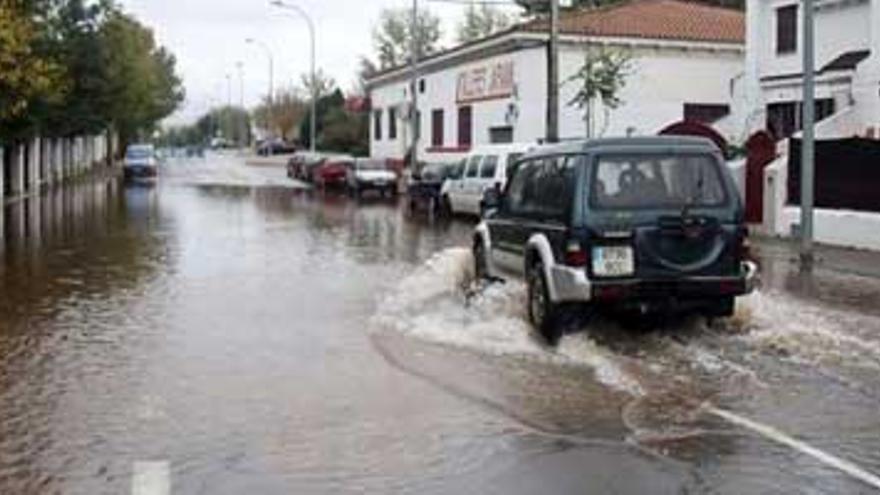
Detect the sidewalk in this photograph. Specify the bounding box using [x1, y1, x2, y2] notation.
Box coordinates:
[753, 235, 880, 279]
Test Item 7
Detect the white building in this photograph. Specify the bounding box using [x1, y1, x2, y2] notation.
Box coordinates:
[744, 0, 880, 139]
[745, 0, 880, 250]
[367, 0, 747, 165]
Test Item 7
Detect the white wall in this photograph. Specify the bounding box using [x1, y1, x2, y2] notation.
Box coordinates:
[757, 0, 870, 79]
[369, 37, 745, 162]
[779, 207, 880, 250]
[557, 45, 745, 141]
[370, 48, 547, 164]
[747, 0, 875, 133]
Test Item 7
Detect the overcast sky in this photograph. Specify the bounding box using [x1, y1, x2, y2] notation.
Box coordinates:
[117, 0, 522, 125]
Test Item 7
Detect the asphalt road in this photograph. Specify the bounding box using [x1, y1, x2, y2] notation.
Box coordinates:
[1, 152, 880, 494]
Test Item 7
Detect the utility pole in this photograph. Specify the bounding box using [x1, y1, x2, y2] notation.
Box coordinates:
[410, 0, 419, 168]
[800, 0, 816, 268]
[546, 0, 560, 143]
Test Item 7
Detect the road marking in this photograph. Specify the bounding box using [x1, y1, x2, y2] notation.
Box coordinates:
[706, 406, 880, 490]
[132, 461, 170, 495]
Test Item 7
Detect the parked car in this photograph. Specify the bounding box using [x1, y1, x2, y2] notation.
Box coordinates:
[315, 155, 354, 189]
[473, 136, 758, 345]
[286, 152, 328, 182]
[441, 143, 536, 216]
[123, 144, 158, 179]
[257, 139, 297, 157]
[407, 161, 462, 212]
[347, 158, 398, 197]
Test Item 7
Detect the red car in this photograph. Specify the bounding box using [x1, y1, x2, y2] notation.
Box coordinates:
[314, 156, 353, 188]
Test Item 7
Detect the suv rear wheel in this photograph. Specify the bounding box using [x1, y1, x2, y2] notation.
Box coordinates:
[527, 261, 563, 346]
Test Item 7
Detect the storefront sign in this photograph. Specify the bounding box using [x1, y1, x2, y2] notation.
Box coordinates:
[456, 60, 515, 104]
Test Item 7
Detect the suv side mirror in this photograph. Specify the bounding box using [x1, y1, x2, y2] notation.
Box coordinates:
[480, 184, 503, 217]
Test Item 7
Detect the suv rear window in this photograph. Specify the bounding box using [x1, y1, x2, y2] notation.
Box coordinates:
[591, 154, 727, 210]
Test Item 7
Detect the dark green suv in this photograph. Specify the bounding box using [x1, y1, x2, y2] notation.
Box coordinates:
[474, 137, 758, 345]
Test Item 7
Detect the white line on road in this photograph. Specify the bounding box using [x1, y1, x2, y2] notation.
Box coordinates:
[132, 461, 170, 495]
[706, 405, 880, 490]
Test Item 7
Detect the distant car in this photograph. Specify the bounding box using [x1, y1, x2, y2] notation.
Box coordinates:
[441, 143, 536, 216]
[315, 156, 354, 189]
[123, 144, 158, 179]
[407, 161, 461, 211]
[474, 137, 758, 345]
[258, 139, 297, 157]
[346, 158, 398, 197]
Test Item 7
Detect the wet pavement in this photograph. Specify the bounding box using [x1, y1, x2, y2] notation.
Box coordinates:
[1, 152, 880, 494]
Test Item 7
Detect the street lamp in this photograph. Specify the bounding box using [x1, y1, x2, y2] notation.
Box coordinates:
[246, 37, 276, 139]
[269, 0, 317, 152]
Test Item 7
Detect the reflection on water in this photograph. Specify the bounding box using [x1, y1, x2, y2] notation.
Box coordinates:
[1, 159, 879, 494]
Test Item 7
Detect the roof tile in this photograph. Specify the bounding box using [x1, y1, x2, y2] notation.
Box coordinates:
[526, 0, 744, 44]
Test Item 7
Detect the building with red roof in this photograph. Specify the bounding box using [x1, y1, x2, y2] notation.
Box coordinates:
[367, 0, 747, 164]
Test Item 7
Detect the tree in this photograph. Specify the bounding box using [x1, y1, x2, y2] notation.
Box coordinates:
[372, 7, 442, 70]
[0, 3, 64, 137]
[253, 88, 308, 142]
[319, 107, 368, 156]
[98, 8, 184, 145]
[566, 48, 630, 138]
[457, 4, 511, 43]
[0, 1, 182, 148]
[355, 56, 379, 95]
[299, 89, 345, 150]
[300, 69, 337, 100]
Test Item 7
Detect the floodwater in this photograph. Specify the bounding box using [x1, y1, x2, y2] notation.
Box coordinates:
[1, 153, 880, 494]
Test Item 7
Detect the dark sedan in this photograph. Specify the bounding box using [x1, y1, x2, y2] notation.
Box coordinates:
[407, 162, 462, 213]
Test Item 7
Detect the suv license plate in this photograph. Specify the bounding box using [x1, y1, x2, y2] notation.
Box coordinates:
[592, 246, 634, 277]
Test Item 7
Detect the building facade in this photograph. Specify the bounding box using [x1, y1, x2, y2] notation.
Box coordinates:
[745, 0, 880, 250]
[744, 0, 880, 138]
[368, 0, 747, 165]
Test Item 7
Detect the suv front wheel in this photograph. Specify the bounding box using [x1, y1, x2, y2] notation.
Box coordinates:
[527, 262, 563, 346]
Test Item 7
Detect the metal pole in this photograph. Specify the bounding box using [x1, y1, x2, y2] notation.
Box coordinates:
[269, 1, 316, 151]
[546, 0, 560, 143]
[410, 0, 419, 168]
[226, 74, 232, 108]
[309, 21, 316, 152]
[801, 0, 815, 267]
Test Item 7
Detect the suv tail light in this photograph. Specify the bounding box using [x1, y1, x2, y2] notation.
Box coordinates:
[564, 239, 589, 267]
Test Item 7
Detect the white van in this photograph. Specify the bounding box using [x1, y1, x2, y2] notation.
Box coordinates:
[441, 143, 535, 216]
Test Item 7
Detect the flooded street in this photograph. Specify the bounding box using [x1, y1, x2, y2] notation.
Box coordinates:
[2, 154, 880, 494]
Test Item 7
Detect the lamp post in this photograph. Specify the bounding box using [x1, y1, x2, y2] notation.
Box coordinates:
[270, 0, 317, 152]
[246, 37, 276, 139]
